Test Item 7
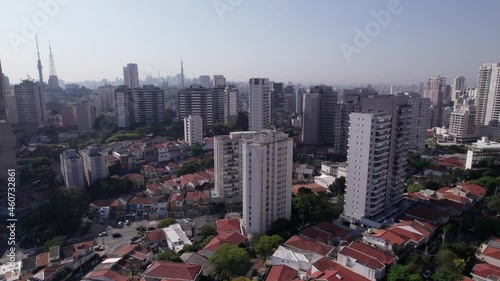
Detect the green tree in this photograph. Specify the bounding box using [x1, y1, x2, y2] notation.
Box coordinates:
[232, 277, 251, 281]
[249, 232, 265, 248]
[45, 236, 67, 250]
[155, 250, 182, 262]
[209, 244, 250, 279]
[157, 218, 177, 229]
[487, 194, 500, 214]
[453, 258, 466, 273]
[235, 111, 249, 131]
[431, 267, 461, 281]
[214, 122, 233, 135]
[88, 177, 134, 200]
[329, 176, 346, 196]
[254, 235, 283, 258]
[437, 249, 458, 268]
[387, 265, 422, 281]
[407, 182, 425, 193]
[200, 235, 215, 248]
[201, 225, 217, 239]
[192, 143, 204, 157]
[137, 226, 147, 236]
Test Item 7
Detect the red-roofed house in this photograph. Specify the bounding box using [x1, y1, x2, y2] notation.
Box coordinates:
[85, 269, 129, 281]
[337, 242, 397, 281]
[312, 222, 357, 243]
[186, 191, 202, 209]
[181, 174, 207, 188]
[457, 182, 487, 201]
[33, 264, 67, 281]
[146, 183, 163, 197]
[308, 257, 371, 281]
[169, 192, 184, 218]
[89, 198, 128, 221]
[146, 229, 167, 249]
[476, 238, 500, 268]
[285, 236, 334, 256]
[300, 227, 335, 246]
[471, 263, 500, 281]
[126, 173, 145, 189]
[265, 265, 300, 281]
[198, 231, 247, 258]
[216, 218, 241, 233]
[194, 171, 214, 182]
[404, 204, 450, 225]
[424, 165, 450, 177]
[35, 252, 50, 268]
[165, 162, 180, 175]
[142, 261, 202, 281]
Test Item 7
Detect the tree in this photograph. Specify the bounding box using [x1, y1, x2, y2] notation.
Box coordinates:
[437, 249, 458, 268]
[249, 232, 265, 248]
[254, 235, 283, 258]
[232, 278, 251, 281]
[201, 225, 217, 239]
[235, 111, 249, 131]
[387, 265, 422, 281]
[45, 236, 67, 250]
[192, 143, 204, 157]
[329, 176, 346, 196]
[214, 123, 233, 135]
[431, 267, 461, 281]
[157, 218, 177, 229]
[209, 244, 250, 279]
[88, 177, 134, 200]
[487, 194, 500, 214]
[453, 258, 466, 273]
[137, 226, 147, 236]
[407, 182, 425, 193]
[155, 250, 182, 262]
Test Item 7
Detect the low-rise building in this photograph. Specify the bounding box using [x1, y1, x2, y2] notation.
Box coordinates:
[466, 137, 500, 169]
[142, 261, 203, 281]
[164, 223, 191, 253]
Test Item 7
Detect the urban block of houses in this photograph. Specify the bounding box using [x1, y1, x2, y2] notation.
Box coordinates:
[198, 231, 247, 258]
[337, 241, 397, 281]
[293, 163, 316, 182]
[308, 257, 371, 281]
[300, 222, 357, 246]
[473, 237, 500, 281]
[269, 245, 325, 277]
[164, 223, 192, 253]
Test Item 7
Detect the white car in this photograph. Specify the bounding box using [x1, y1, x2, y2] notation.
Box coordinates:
[118, 221, 123, 227]
[98, 232, 108, 237]
[125, 220, 130, 225]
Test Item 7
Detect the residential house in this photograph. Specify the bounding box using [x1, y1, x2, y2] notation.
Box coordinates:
[32, 264, 68, 281]
[402, 204, 450, 225]
[185, 191, 202, 216]
[165, 162, 180, 176]
[471, 263, 500, 281]
[423, 165, 450, 177]
[126, 173, 145, 189]
[145, 183, 164, 197]
[293, 164, 315, 182]
[198, 231, 246, 258]
[308, 257, 371, 281]
[142, 164, 159, 185]
[180, 253, 215, 276]
[89, 198, 128, 222]
[476, 238, 500, 268]
[128, 196, 167, 220]
[146, 230, 167, 249]
[285, 236, 334, 257]
[155, 144, 170, 162]
[216, 218, 241, 234]
[269, 245, 324, 276]
[457, 183, 487, 202]
[142, 261, 202, 281]
[265, 265, 300, 281]
[164, 223, 192, 253]
[169, 192, 184, 218]
[336, 241, 397, 281]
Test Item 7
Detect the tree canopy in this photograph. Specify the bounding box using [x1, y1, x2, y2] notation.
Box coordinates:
[201, 225, 217, 239]
[157, 218, 177, 229]
[254, 235, 283, 258]
[209, 244, 250, 279]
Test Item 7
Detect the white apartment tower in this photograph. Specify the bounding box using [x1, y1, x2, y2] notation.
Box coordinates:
[115, 86, 133, 128]
[123, 63, 139, 88]
[449, 105, 478, 144]
[184, 115, 203, 146]
[249, 78, 271, 132]
[81, 146, 107, 186]
[242, 130, 293, 234]
[60, 149, 85, 188]
[14, 80, 47, 127]
[76, 99, 97, 135]
[224, 85, 240, 123]
[214, 131, 257, 203]
[344, 96, 411, 226]
[475, 63, 500, 127]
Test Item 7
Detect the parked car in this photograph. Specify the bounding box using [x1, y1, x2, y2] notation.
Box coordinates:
[93, 245, 104, 251]
[98, 232, 108, 237]
[118, 221, 123, 227]
[112, 233, 122, 238]
[26, 251, 36, 257]
[125, 220, 130, 225]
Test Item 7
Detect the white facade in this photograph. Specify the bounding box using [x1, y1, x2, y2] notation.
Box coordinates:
[123, 63, 139, 88]
[242, 130, 293, 234]
[184, 115, 203, 146]
[466, 137, 500, 169]
[249, 78, 271, 132]
[213, 75, 226, 87]
[81, 146, 107, 186]
[224, 86, 240, 123]
[475, 63, 500, 127]
[76, 99, 96, 134]
[14, 80, 47, 127]
[449, 105, 478, 144]
[163, 223, 191, 253]
[214, 131, 257, 201]
[60, 149, 85, 188]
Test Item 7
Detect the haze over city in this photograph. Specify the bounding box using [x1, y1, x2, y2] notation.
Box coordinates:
[2, 0, 500, 85]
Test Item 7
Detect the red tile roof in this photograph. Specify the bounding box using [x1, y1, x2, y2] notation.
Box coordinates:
[143, 261, 202, 281]
[205, 168, 214, 175]
[216, 218, 241, 233]
[285, 236, 333, 256]
[309, 257, 371, 281]
[86, 269, 129, 281]
[129, 196, 155, 205]
[339, 247, 384, 270]
[200, 232, 247, 254]
[195, 171, 214, 181]
[147, 229, 166, 242]
[313, 222, 355, 241]
[112, 244, 140, 256]
[405, 204, 449, 224]
[35, 252, 49, 268]
[127, 173, 144, 180]
[300, 227, 334, 245]
[186, 191, 201, 202]
[146, 184, 163, 196]
[472, 263, 500, 280]
[348, 242, 397, 265]
[292, 183, 326, 195]
[265, 265, 299, 281]
[457, 183, 487, 197]
[170, 193, 184, 203]
[143, 164, 156, 171]
[182, 174, 205, 185]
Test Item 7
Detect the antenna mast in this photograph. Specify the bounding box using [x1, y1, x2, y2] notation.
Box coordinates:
[36, 35, 43, 83]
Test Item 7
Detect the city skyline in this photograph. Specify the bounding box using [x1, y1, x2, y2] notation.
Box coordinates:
[1, 0, 500, 85]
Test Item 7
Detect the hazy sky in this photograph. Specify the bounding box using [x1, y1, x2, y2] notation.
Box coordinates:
[1, 0, 500, 85]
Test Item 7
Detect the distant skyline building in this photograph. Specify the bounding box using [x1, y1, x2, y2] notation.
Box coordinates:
[199, 75, 211, 88]
[452, 76, 466, 103]
[224, 85, 240, 124]
[115, 85, 134, 128]
[131, 85, 165, 125]
[96, 85, 116, 112]
[0, 121, 17, 183]
[242, 130, 293, 234]
[184, 114, 203, 146]
[123, 63, 139, 88]
[14, 80, 47, 128]
[81, 146, 107, 186]
[249, 78, 271, 132]
[60, 149, 85, 188]
[271, 82, 286, 128]
[0, 60, 6, 121]
[214, 131, 257, 203]
[315, 85, 338, 145]
[61, 104, 77, 128]
[397, 92, 431, 152]
[4, 90, 19, 125]
[424, 75, 446, 127]
[76, 99, 97, 135]
[301, 92, 320, 145]
[295, 87, 306, 115]
[178, 85, 215, 133]
[213, 75, 226, 87]
[475, 63, 500, 127]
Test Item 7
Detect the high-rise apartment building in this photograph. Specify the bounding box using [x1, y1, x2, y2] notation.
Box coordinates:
[316, 86, 338, 145]
[343, 96, 411, 226]
[301, 92, 320, 145]
[271, 82, 286, 128]
[452, 76, 466, 103]
[397, 92, 431, 152]
[96, 85, 116, 112]
[475, 63, 500, 127]
[76, 99, 97, 134]
[242, 130, 293, 234]
[14, 80, 47, 127]
[4, 90, 19, 124]
[184, 115, 203, 146]
[60, 149, 85, 188]
[199, 75, 211, 88]
[249, 78, 271, 132]
[449, 105, 478, 144]
[115, 86, 134, 128]
[214, 131, 257, 203]
[123, 63, 139, 88]
[61, 105, 77, 128]
[81, 146, 107, 186]
[213, 86, 226, 124]
[424, 75, 446, 127]
[178, 85, 215, 133]
[0, 60, 6, 121]
[224, 85, 240, 124]
[295, 87, 306, 115]
[132, 85, 165, 124]
[213, 75, 226, 87]
[284, 85, 295, 114]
